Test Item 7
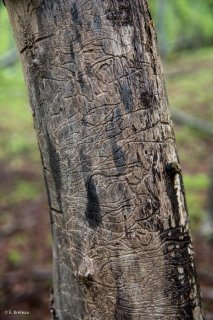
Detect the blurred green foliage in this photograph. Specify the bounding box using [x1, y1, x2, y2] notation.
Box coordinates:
[149, 0, 213, 56]
[0, 62, 39, 167]
[7, 248, 23, 267]
[0, 8, 43, 238]
[184, 174, 210, 229]
[0, 5, 15, 53]
[184, 173, 209, 191]
[10, 180, 40, 203]
[0, 8, 38, 165]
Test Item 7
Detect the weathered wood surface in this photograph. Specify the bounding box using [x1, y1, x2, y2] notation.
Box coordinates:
[6, 0, 203, 319]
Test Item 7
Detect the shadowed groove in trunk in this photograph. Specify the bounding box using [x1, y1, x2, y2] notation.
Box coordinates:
[85, 176, 102, 229]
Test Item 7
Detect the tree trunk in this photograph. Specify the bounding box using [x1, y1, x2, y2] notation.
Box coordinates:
[6, 0, 203, 319]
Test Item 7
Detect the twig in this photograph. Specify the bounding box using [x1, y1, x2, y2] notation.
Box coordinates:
[0, 48, 18, 68]
[171, 108, 213, 136]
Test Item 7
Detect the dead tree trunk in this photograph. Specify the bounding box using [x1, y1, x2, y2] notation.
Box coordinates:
[6, 0, 203, 319]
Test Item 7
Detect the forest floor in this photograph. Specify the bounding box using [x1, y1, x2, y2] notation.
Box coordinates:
[0, 47, 213, 320]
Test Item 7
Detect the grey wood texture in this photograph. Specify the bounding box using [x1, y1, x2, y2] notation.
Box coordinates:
[6, 0, 203, 319]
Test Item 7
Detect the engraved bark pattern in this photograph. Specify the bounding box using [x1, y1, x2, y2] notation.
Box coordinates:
[6, 0, 203, 319]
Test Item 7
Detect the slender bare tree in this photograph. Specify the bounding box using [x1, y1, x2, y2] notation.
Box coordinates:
[5, 0, 203, 319]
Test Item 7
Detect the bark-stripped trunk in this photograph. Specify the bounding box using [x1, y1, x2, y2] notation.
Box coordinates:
[6, 0, 203, 319]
